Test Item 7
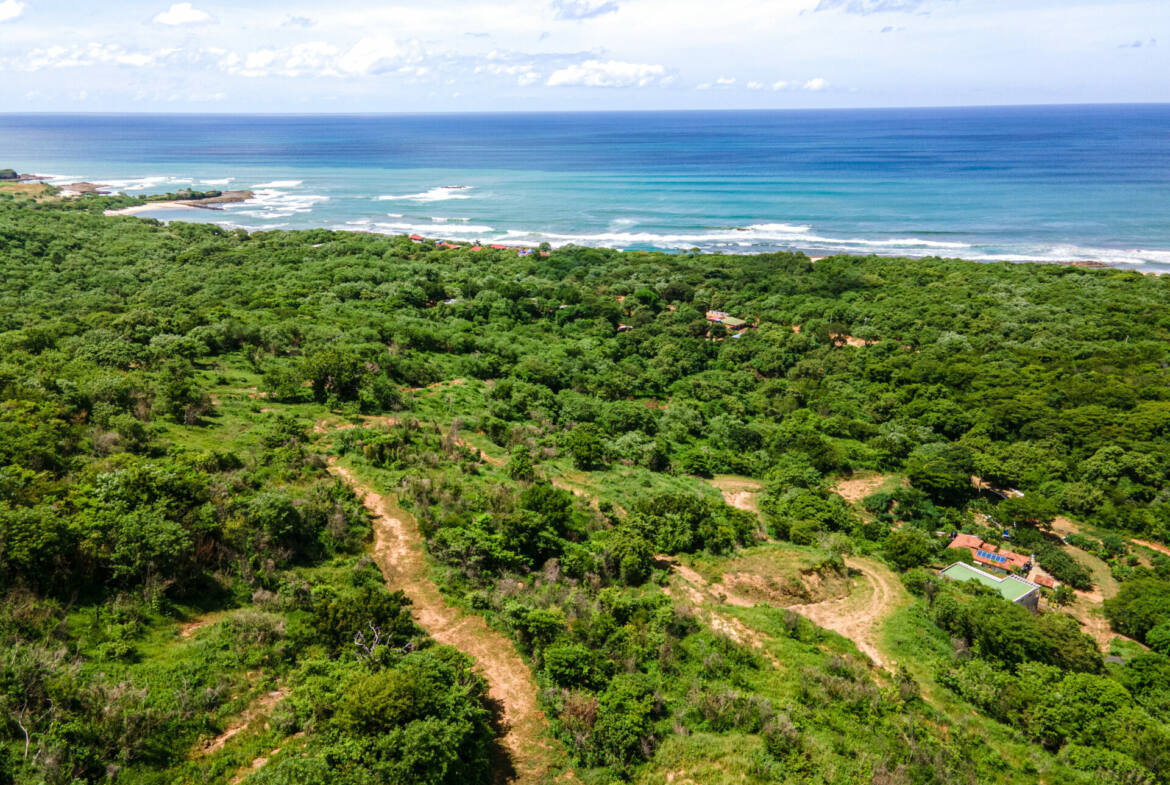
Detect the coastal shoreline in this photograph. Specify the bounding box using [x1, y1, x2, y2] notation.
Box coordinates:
[103, 189, 254, 217]
[105, 202, 204, 216]
[102, 207, 1161, 273]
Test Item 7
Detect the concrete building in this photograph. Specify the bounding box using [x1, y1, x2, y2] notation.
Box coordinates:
[940, 562, 1041, 611]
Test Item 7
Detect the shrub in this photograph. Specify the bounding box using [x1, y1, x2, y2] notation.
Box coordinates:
[545, 643, 609, 690]
[1105, 578, 1170, 643]
[884, 528, 939, 571]
[566, 423, 609, 470]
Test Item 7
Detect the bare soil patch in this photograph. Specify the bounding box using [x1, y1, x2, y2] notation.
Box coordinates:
[1050, 515, 1084, 538]
[788, 557, 907, 669]
[660, 558, 780, 667]
[833, 474, 896, 505]
[178, 614, 220, 639]
[707, 475, 763, 515]
[312, 415, 399, 435]
[831, 333, 873, 348]
[664, 548, 905, 669]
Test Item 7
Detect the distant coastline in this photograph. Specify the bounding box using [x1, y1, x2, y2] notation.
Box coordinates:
[6, 106, 1168, 271]
[91, 197, 1149, 272]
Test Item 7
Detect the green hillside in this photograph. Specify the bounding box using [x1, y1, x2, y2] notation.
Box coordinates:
[3, 193, 1170, 784]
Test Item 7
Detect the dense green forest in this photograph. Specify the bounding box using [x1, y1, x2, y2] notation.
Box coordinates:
[3, 190, 1170, 785]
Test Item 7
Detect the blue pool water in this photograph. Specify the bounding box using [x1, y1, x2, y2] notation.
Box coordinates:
[2, 106, 1169, 268]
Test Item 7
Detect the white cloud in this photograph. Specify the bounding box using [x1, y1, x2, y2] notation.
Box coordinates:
[772, 80, 790, 90]
[219, 38, 424, 78]
[153, 3, 212, 26]
[225, 42, 340, 77]
[16, 43, 180, 70]
[715, 76, 736, 86]
[815, 0, 941, 14]
[546, 59, 667, 87]
[551, 0, 619, 20]
[338, 37, 406, 75]
[476, 62, 542, 86]
[804, 77, 829, 90]
[746, 80, 764, 90]
[0, 0, 25, 23]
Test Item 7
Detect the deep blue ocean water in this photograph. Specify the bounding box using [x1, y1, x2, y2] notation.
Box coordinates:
[3, 106, 1169, 269]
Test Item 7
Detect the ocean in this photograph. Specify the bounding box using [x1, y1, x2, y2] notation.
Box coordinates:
[3, 106, 1170, 270]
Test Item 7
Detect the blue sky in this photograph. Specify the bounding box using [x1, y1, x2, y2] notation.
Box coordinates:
[0, 0, 1166, 111]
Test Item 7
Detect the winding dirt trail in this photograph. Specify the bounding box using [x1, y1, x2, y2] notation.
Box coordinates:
[668, 552, 904, 670]
[329, 464, 565, 785]
[202, 687, 289, 755]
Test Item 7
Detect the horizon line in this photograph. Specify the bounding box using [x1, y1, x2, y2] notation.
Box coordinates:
[1, 101, 1168, 117]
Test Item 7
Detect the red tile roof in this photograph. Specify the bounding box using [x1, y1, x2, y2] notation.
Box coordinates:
[951, 533, 983, 550]
[947, 535, 1031, 571]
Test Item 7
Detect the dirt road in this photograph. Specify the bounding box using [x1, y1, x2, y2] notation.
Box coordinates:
[1134, 538, 1170, 558]
[664, 553, 906, 670]
[330, 464, 565, 785]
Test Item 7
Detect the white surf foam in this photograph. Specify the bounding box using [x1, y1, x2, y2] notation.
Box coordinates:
[229, 187, 328, 219]
[470, 222, 964, 253]
[252, 180, 304, 189]
[37, 173, 85, 185]
[100, 175, 194, 191]
[374, 220, 495, 237]
[377, 186, 474, 203]
[966, 245, 1170, 266]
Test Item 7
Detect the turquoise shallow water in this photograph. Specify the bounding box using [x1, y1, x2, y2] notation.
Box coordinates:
[3, 107, 1169, 269]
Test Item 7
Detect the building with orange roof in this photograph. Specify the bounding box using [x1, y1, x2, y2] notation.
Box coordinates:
[947, 533, 1031, 573]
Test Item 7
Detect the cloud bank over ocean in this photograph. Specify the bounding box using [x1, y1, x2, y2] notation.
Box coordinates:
[0, 0, 1163, 111]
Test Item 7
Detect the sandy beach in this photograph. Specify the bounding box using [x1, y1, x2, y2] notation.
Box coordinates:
[103, 190, 254, 217]
[104, 202, 205, 217]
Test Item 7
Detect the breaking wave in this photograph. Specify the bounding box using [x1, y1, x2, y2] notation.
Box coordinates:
[251, 180, 304, 189]
[377, 186, 474, 203]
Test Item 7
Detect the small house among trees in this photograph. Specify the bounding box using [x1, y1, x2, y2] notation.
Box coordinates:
[705, 310, 748, 329]
[940, 562, 1041, 611]
[948, 532, 1031, 573]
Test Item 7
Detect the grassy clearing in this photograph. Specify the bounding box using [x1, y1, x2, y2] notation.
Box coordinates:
[543, 459, 724, 512]
[633, 733, 768, 785]
[682, 543, 829, 590]
[0, 181, 54, 199]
